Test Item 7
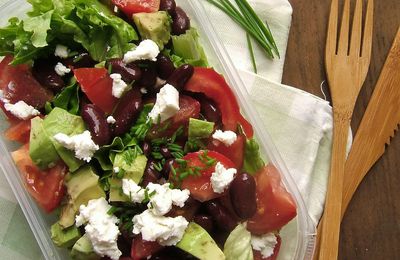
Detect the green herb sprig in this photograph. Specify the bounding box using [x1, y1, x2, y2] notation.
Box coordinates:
[206, 0, 279, 61]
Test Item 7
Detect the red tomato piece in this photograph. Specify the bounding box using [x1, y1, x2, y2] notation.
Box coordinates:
[207, 134, 245, 170]
[4, 119, 31, 144]
[131, 235, 163, 260]
[74, 68, 117, 114]
[247, 164, 297, 235]
[172, 151, 236, 202]
[185, 67, 254, 138]
[11, 145, 66, 212]
[253, 235, 282, 260]
[112, 0, 160, 16]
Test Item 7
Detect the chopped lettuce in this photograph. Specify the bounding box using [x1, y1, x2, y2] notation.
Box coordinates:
[224, 223, 253, 260]
[0, 0, 138, 64]
[46, 78, 80, 115]
[242, 138, 266, 175]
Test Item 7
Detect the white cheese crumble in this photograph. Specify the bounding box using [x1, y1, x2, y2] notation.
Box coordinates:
[53, 130, 99, 162]
[132, 209, 189, 246]
[148, 84, 180, 123]
[110, 73, 129, 98]
[113, 6, 118, 13]
[3, 100, 40, 120]
[140, 87, 148, 94]
[113, 167, 120, 173]
[107, 116, 116, 124]
[251, 233, 278, 258]
[75, 198, 122, 260]
[212, 130, 237, 146]
[54, 44, 69, 58]
[123, 39, 160, 63]
[54, 62, 71, 76]
[210, 162, 237, 193]
[122, 179, 146, 203]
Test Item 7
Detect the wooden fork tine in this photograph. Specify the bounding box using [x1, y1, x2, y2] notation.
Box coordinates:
[362, 0, 374, 59]
[350, 0, 363, 56]
[338, 0, 351, 55]
[326, 0, 338, 56]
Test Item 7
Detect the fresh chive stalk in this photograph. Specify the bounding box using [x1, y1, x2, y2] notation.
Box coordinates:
[246, 33, 257, 73]
[206, 0, 280, 59]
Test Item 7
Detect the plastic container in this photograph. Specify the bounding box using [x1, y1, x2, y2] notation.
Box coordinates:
[0, 0, 315, 259]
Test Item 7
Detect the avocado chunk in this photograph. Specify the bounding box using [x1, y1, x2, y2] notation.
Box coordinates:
[133, 11, 171, 49]
[109, 153, 147, 202]
[51, 222, 81, 248]
[59, 166, 106, 228]
[29, 116, 60, 169]
[188, 118, 215, 140]
[176, 222, 225, 260]
[71, 234, 100, 260]
[43, 107, 86, 172]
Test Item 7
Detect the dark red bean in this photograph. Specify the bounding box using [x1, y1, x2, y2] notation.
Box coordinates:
[160, 146, 172, 158]
[32, 59, 65, 92]
[162, 158, 175, 179]
[81, 104, 111, 146]
[166, 64, 194, 91]
[159, 0, 176, 15]
[230, 173, 257, 219]
[137, 65, 157, 87]
[200, 97, 221, 123]
[107, 58, 142, 83]
[64, 53, 96, 68]
[113, 88, 143, 136]
[172, 7, 190, 35]
[194, 215, 214, 233]
[142, 141, 151, 157]
[156, 54, 175, 79]
[142, 160, 161, 187]
[206, 200, 237, 232]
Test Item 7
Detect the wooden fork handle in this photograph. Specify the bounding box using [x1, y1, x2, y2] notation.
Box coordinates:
[318, 110, 351, 260]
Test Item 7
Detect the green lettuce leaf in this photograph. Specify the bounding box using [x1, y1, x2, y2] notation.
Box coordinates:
[51, 78, 80, 115]
[242, 138, 266, 174]
[224, 223, 253, 260]
[23, 10, 53, 48]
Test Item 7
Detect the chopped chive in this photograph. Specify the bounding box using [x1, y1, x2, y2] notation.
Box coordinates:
[246, 33, 257, 73]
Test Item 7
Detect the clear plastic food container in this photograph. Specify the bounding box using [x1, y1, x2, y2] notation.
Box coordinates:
[0, 0, 315, 259]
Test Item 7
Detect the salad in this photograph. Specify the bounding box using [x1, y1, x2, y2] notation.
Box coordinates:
[0, 0, 297, 259]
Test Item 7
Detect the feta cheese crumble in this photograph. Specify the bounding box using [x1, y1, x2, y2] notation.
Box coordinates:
[140, 87, 148, 94]
[122, 179, 145, 203]
[54, 44, 69, 58]
[53, 130, 99, 162]
[212, 130, 237, 146]
[107, 116, 116, 124]
[75, 198, 122, 260]
[251, 233, 278, 258]
[3, 100, 40, 120]
[132, 209, 189, 246]
[210, 162, 237, 193]
[110, 73, 129, 98]
[148, 84, 180, 123]
[123, 39, 160, 63]
[54, 62, 71, 76]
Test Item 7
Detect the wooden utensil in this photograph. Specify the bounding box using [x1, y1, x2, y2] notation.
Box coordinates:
[319, 0, 373, 259]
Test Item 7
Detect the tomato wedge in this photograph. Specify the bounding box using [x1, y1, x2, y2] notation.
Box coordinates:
[74, 68, 117, 114]
[131, 235, 163, 260]
[247, 164, 297, 235]
[253, 235, 282, 260]
[185, 67, 253, 138]
[4, 119, 31, 144]
[172, 151, 236, 202]
[112, 0, 160, 16]
[11, 145, 66, 212]
[207, 134, 245, 170]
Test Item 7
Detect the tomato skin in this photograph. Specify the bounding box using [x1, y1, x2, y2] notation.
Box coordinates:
[131, 235, 163, 260]
[74, 68, 117, 114]
[207, 134, 245, 170]
[247, 164, 297, 235]
[252, 235, 281, 260]
[112, 0, 160, 16]
[4, 119, 31, 144]
[185, 67, 253, 138]
[173, 151, 236, 202]
[11, 145, 66, 212]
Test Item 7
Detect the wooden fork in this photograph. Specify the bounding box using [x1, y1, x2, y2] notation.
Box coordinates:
[317, 0, 374, 259]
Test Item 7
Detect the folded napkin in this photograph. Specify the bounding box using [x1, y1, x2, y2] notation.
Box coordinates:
[0, 0, 336, 259]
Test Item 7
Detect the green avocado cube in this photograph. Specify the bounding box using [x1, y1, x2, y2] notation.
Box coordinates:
[51, 222, 81, 248]
[133, 11, 171, 49]
[188, 118, 215, 140]
[71, 235, 100, 260]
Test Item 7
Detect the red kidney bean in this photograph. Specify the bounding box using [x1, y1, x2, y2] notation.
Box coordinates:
[64, 53, 96, 68]
[194, 215, 214, 233]
[160, 146, 172, 159]
[162, 158, 175, 179]
[142, 141, 151, 157]
[230, 173, 257, 219]
[206, 200, 237, 232]
[81, 104, 111, 146]
[166, 64, 194, 91]
[32, 59, 65, 92]
[201, 96, 221, 123]
[137, 64, 157, 87]
[113, 88, 143, 136]
[107, 58, 142, 83]
[172, 7, 190, 35]
[159, 0, 176, 15]
[142, 160, 161, 187]
[156, 54, 175, 79]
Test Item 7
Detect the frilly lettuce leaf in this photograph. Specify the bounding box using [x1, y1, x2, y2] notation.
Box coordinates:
[224, 223, 253, 260]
